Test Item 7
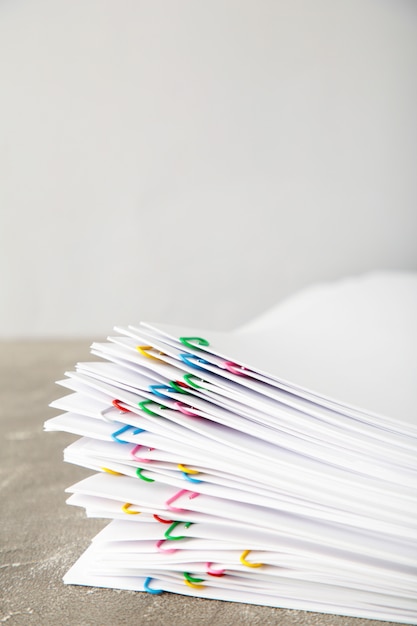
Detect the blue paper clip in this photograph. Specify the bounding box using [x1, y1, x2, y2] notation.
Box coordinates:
[182, 472, 202, 484]
[143, 577, 163, 595]
[178, 462, 203, 484]
[179, 353, 210, 371]
[149, 384, 174, 399]
[111, 425, 144, 444]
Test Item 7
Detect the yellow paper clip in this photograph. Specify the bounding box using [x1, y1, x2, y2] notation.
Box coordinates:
[101, 467, 123, 476]
[177, 464, 199, 475]
[240, 550, 263, 568]
[136, 345, 166, 363]
[122, 502, 141, 515]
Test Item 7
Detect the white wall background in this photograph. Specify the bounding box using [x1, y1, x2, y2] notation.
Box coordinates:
[0, 0, 416, 338]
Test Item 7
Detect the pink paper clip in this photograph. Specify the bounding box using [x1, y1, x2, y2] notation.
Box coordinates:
[206, 562, 225, 577]
[131, 444, 154, 462]
[155, 539, 177, 554]
[173, 401, 198, 417]
[224, 361, 248, 376]
[165, 489, 199, 512]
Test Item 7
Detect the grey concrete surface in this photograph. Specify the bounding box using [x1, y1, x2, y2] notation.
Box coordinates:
[0, 342, 405, 626]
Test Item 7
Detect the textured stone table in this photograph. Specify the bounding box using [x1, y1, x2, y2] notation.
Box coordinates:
[0, 342, 404, 626]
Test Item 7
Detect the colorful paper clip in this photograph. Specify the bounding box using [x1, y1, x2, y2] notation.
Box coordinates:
[206, 562, 225, 577]
[164, 521, 192, 541]
[178, 464, 202, 484]
[177, 464, 199, 475]
[143, 577, 163, 595]
[153, 514, 174, 524]
[179, 353, 210, 371]
[149, 384, 174, 399]
[169, 380, 191, 394]
[179, 336, 210, 350]
[173, 401, 199, 417]
[112, 399, 130, 412]
[183, 572, 205, 589]
[165, 489, 199, 512]
[121, 503, 141, 515]
[111, 425, 144, 444]
[155, 539, 177, 554]
[101, 467, 123, 476]
[139, 399, 167, 416]
[182, 473, 202, 484]
[240, 550, 263, 568]
[224, 361, 248, 377]
[183, 373, 205, 389]
[131, 444, 154, 462]
[136, 467, 155, 482]
[136, 345, 166, 363]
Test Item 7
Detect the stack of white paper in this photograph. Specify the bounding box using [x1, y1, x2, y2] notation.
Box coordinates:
[45, 272, 417, 623]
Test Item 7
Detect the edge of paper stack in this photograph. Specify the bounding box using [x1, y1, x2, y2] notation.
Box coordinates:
[45, 272, 417, 624]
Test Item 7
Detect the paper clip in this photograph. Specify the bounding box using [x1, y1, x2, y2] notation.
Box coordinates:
[173, 401, 198, 417]
[166, 489, 199, 512]
[183, 373, 205, 389]
[136, 467, 155, 482]
[169, 380, 191, 394]
[149, 384, 174, 399]
[177, 464, 199, 475]
[139, 399, 167, 416]
[122, 503, 141, 515]
[179, 337, 210, 350]
[111, 425, 144, 444]
[178, 464, 202, 484]
[183, 572, 204, 589]
[101, 467, 123, 476]
[131, 444, 154, 462]
[136, 345, 166, 363]
[112, 399, 130, 412]
[153, 514, 173, 524]
[179, 353, 210, 371]
[164, 521, 192, 541]
[182, 473, 202, 484]
[99, 406, 114, 422]
[155, 539, 177, 554]
[224, 361, 248, 377]
[206, 562, 225, 577]
[143, 577, 163, 595]
[240, 550, 263, 568]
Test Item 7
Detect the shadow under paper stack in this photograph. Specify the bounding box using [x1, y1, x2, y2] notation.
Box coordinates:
[44, 272, 417, 624]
